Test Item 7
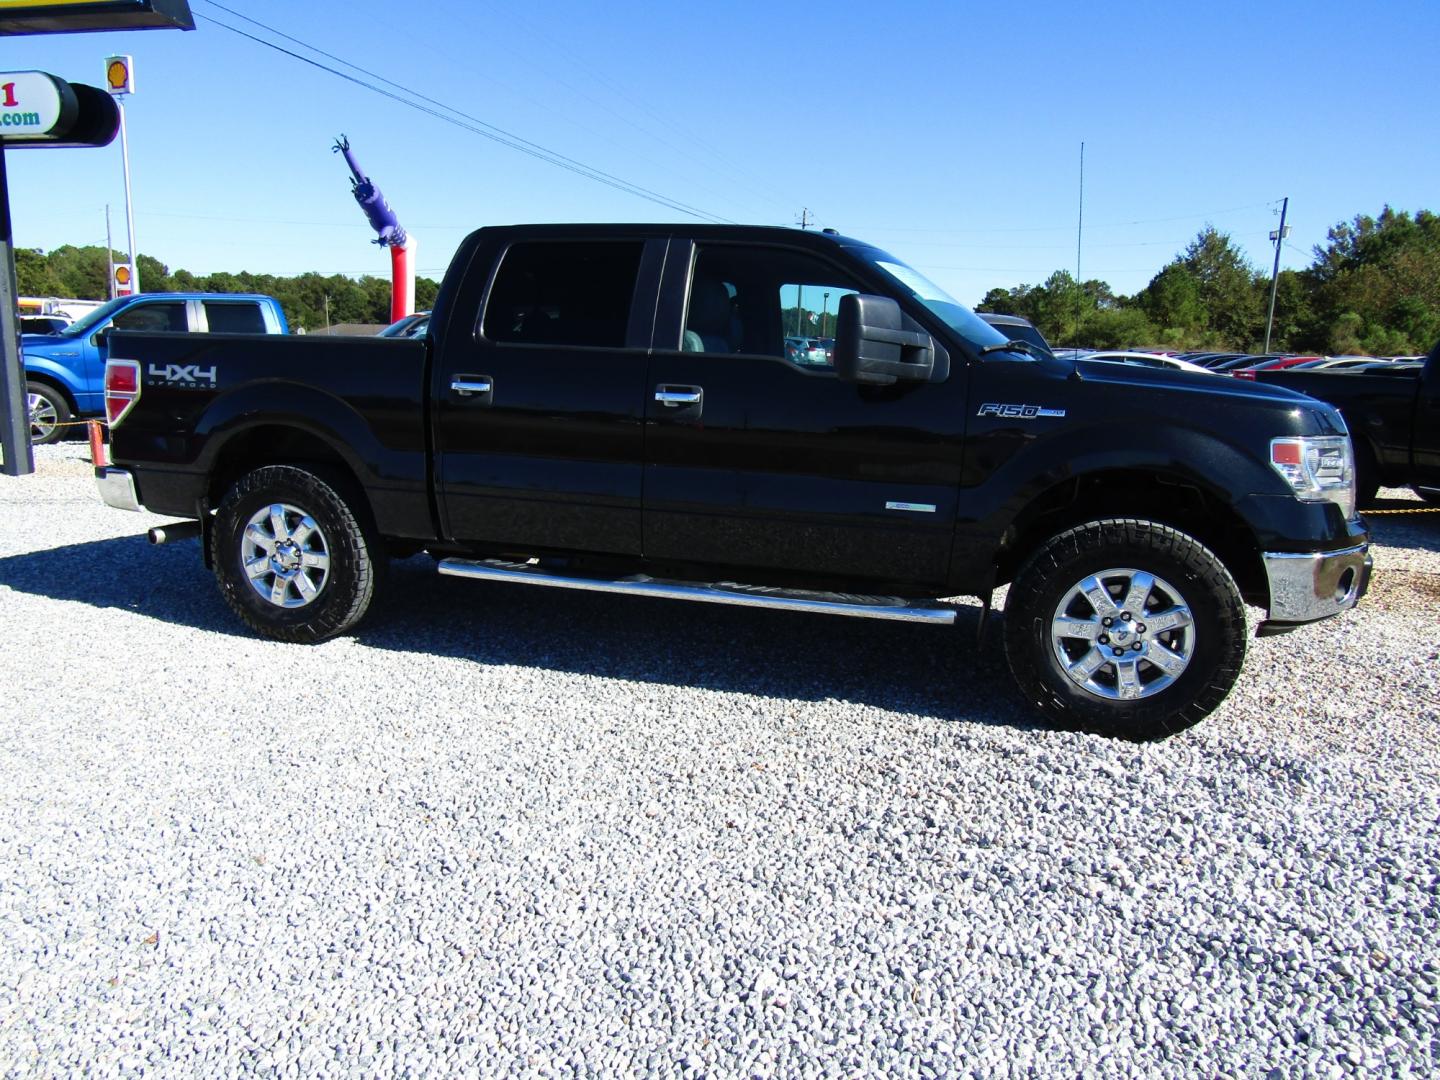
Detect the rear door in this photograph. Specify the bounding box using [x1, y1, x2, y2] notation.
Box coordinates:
[435, 236, 665, 555]
[642, 240, 966, 589]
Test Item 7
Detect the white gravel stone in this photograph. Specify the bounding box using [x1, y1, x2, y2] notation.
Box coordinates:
[0, 442, 1437, 1077]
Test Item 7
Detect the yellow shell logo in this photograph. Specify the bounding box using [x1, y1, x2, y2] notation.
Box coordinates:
[114, 266, 132, 285]
[106, 60, 129, 91]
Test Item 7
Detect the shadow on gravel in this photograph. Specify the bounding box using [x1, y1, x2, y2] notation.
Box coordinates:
[0, 537, 1036, 730]
[357, 559, 1038, 730]
[0, 535, 236, 631]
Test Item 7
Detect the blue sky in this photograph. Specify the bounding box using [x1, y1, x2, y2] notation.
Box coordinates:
[6, 0, 1438, 305]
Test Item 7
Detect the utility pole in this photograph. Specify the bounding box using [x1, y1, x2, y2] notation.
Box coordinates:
[105, 204, 114, 299]
[323, 294, 331, 331]
[1263, 197, 1290, 354]
[796, 207, 813, 230]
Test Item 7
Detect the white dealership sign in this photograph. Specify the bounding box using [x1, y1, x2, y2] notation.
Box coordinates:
[0, 71, 67, 137]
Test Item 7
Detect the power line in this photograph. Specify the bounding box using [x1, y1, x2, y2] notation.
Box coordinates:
[850, 201, 1281, 236]
[192, 4, 732, 225]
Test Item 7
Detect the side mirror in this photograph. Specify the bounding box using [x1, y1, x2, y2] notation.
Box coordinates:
[833, 294, 935, 385]
[91, 327, 110, 347]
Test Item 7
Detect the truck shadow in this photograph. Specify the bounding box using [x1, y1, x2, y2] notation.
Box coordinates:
[0, 539, 1038, 731]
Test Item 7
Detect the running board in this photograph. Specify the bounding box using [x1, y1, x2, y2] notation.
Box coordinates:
[436, 558, 958, 624]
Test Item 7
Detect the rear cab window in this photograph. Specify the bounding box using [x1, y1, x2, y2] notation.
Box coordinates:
[204, 302, 267, 334]
[482, 241, 644, 348]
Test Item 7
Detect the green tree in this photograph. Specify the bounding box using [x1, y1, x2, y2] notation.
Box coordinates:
[14, 247, 65, 297]
[1304, 206, 1440, 354]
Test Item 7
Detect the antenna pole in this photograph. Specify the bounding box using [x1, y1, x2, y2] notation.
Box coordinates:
[1075, 141, 1084, 346]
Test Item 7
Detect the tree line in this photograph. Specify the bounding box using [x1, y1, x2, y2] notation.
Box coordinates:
[981, 205, 1438, 354]
[14, 245, 440, 332]
[14, 204, 1438, 352]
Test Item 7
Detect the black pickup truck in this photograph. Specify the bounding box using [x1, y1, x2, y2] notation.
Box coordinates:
[1253, 347, 1439, 506]
[95, 224, 1371, 740]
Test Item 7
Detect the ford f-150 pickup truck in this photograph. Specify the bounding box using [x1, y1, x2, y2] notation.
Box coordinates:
[23, 292, 287, 443]
[1252, 347, 1439, 506]
[94, 224, 1371, 740]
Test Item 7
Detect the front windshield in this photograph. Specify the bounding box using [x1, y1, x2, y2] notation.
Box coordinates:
[57, 296, 135, 338]
[859, 251, 1011, 351]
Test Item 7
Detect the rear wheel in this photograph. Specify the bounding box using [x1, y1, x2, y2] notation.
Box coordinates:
[1004, 519, 1247, 740]
[213, 465, 381, 643]
[26, 381, 70, 445]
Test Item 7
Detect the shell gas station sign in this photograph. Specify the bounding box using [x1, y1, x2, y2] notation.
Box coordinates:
[0, 0, 191, 477]
[0, 0, 192, 34]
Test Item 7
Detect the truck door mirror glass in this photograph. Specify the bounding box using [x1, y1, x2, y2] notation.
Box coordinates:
[833, 294, 936, 385]
[91, 327, 110, 347]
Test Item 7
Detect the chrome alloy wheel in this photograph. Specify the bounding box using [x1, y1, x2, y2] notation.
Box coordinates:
[27, 392, 58, 441]
[1050, 567, 1195, 701]
[241, 503, 331, 608]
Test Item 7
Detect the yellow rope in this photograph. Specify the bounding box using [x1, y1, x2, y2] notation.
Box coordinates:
[1363, 506, 1440, 515]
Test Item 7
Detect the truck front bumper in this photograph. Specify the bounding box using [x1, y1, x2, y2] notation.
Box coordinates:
[95, 467, 141, 512]
[1262, 542, 1371, 627]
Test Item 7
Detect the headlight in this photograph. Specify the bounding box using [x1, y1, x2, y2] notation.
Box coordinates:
[1270, 436, 1355, 518]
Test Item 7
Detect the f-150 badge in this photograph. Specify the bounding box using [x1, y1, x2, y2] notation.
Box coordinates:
[148, 363, 217, 388]
[976, 403, 1066, 419]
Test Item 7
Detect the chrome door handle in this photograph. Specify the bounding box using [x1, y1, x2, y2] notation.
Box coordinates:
[451, 377, 493, 396]
[655, 386, 702, 407]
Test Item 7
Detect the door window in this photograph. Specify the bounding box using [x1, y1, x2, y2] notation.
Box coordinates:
[682, 245, 860, 369]
[482, 241, 643, 348]
[112, 302, 186, 333]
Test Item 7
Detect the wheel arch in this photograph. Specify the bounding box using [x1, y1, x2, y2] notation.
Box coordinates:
[23, 370, 78, 413]
[995, 467, 1268, 605]
[205, 424, 376, 540]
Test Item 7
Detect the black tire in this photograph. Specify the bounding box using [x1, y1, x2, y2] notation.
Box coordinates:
[213, 465, 382, 643]
[1353, 438, 1380, 509]
[26, 380, 71, 445]
[1003, 519, 1247, 741]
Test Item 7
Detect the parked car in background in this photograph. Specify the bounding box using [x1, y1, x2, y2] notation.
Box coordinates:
[784, 336, 829, 366]
[1252, 343, 1439, 505]
[19, 315, 70, 336]
[23, 292, 288, 444]
[1078, 351, 1216, 376]
[978, 312, 1054, 358]
[377, 311, 431, 339]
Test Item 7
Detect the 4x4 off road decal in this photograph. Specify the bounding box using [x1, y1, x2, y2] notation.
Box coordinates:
[976, 403, 1066, 419]
[148, 363, 217, 388]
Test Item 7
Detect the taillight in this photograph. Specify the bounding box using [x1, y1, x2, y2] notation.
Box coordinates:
[105, 359, 141, 427]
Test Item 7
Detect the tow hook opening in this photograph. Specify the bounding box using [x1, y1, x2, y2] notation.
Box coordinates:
[1334, 567, 1357, 605]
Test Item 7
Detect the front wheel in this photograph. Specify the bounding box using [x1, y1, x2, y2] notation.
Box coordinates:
[213, 465, 382, 643]
[1004, 519, 1247, 741]
[26, 381, 70, 445]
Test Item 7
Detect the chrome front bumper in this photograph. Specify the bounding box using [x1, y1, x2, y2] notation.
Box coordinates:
[95, 466, 141, 512]
[1263, 543, 1371, 625]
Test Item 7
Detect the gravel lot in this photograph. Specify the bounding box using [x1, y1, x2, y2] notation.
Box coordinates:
[1, 442, 1437, 1078]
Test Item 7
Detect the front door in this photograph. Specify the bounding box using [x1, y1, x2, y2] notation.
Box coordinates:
[435, 237, 663, 556]
[642, 241, 966, 590]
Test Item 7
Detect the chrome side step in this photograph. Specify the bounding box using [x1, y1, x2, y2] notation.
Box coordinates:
[436, 558, 958, 624]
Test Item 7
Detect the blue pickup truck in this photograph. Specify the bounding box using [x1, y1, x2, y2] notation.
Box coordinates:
[24, 292, 288, 443]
